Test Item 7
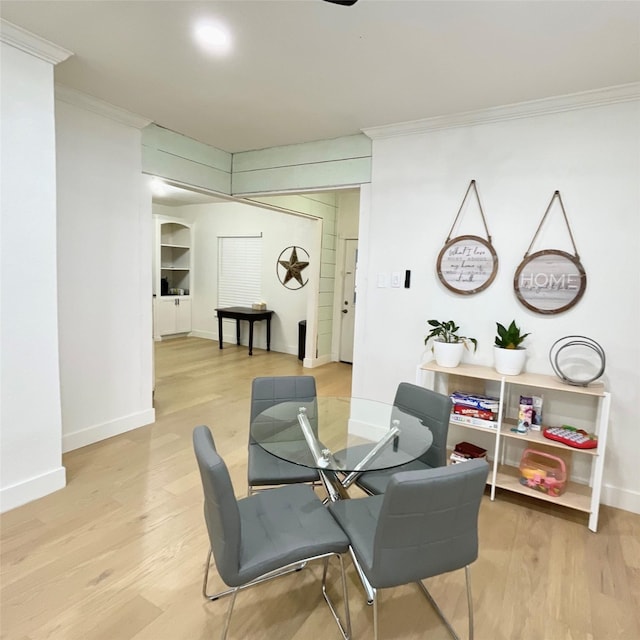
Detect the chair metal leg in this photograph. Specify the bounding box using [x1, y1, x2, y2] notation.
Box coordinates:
[221, 586, 239, 640]
[202, 548, 306, 602]
[465, 565, 474, 640]
[321, 553, 352, 640]
[416, 564, 474, 640]
[348, 546, 375, 605]
[202, 549, 237, 601]
[203, 549, 350, 638]
[372, 588, 379, 640]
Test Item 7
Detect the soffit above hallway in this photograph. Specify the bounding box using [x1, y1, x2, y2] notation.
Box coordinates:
[1, 1, 639, 153]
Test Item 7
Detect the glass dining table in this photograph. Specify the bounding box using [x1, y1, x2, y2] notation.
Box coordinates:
[250, 396, 434, 502]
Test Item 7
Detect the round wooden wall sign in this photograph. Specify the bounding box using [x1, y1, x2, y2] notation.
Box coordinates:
[436, 235, 498, 295]
[514, 249, 586, 314]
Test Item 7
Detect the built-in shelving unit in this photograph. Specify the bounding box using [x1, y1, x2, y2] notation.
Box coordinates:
[418, 362, 610, 532]
[153, 218, 192, 339]
[159, 222, 191, 293]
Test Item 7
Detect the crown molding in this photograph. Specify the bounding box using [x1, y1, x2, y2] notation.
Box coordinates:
[55, 85, 152, 129]
[0, 20, 72, 64]
[363, 83, 640, 140]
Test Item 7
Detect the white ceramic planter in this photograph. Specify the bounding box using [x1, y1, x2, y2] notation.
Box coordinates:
[434, 341, 465, 368]
[494, 346, 527, 375]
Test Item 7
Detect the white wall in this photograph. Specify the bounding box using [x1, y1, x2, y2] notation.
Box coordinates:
[0, 42, 66, 511]
[160, 201, 317, 355]
[354, 97, 640, 512]
[245, 192, 338, 363]
[56, 100, 154, 452]
[336, 190, 360, 238]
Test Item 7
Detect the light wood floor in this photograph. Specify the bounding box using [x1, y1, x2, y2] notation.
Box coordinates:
[1, 337, 638, 640]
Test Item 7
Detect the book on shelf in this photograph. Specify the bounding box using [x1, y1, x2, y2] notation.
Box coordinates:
[450, 451, 476, 464]
[450, 391, 500, 412]
[450, 413, 498, 430]
[450, 441, 488, 464]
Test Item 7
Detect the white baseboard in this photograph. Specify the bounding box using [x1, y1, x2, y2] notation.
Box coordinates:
[156, 331, 192, 341]
[189, 329, 217, 340]
[0, 465, 66, 513]
[62, 408, 156, 453]
[303, 354, 332, 368]
[601, 484, 640, 515]
[190, 330, 299, 357]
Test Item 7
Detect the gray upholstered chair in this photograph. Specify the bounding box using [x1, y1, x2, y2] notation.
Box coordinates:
[355, 382, 452, 495]
[193, 425, 351, 640]
[330, 458, 489, 640]
[247, 375, 321, 495]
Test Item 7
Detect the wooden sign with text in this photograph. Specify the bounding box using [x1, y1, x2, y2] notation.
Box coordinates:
[437, 235, 498, 295]
[514, 249, 586, 314]
[515, 191, 586, 314]
[437, 180, 498, 295]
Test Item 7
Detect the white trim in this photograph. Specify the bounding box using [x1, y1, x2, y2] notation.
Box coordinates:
[186, 329, 217, 341]
[363, 83, 640, 140]
[0, 466, 66, 513]
[303, 354, 332, 368]
[190, 330, 297, 356]
[55, 84, 152, 129]
[0, 19, 73, 64]
[62, 408, 156, 453]
[601, 485, 640, 516]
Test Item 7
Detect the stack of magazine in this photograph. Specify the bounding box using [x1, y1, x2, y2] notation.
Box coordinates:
[449, 391, 500, 430]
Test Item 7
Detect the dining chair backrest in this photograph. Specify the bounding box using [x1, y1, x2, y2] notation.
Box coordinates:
[249, 376, 318, 444]
[369, 458, 488, 589]
[392, 382, 452, 469]
[193, 426, 242, 587]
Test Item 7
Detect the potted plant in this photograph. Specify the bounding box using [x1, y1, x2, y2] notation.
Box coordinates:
[494, 320, 530, 375]
[425, 319, 478, 368]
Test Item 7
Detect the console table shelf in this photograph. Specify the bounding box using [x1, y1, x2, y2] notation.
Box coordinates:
[418, 362, 610, 532]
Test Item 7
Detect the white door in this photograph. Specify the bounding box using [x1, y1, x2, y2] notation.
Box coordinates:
[339, 239, 358, 363]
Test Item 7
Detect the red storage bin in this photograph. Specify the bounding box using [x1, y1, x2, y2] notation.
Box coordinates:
[519, 449, 567, 497]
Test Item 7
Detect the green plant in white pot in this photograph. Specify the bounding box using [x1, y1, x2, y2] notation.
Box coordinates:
[494, 320, 530, 375]
[425, 319, 478, 368]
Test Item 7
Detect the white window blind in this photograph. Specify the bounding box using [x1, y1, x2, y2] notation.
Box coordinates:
[217, 235, 262, 307]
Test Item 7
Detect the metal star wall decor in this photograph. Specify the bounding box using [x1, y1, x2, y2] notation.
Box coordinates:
[277, 246, 310, 290]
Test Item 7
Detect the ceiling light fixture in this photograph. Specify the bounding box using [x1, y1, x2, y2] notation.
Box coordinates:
[193, 19, 232, 56]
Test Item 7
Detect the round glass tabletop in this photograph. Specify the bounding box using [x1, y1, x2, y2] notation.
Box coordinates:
[250, 396, 433, 473]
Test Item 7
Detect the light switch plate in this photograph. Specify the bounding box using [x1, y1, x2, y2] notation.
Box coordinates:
[377, 273, 388, 288]
[391, 272, 401, 288]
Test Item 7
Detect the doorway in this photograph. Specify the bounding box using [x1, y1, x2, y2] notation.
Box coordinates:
[149, 177, 360, 369]
[339, 239, 358, 363]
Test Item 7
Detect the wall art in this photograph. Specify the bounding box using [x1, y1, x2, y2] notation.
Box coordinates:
[276, 246, 310, 290]
[514, 191, 586, 315]
[436, 180, 498, 295]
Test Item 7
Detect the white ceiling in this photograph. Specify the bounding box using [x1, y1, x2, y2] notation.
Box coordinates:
[2, 1, 639, 154]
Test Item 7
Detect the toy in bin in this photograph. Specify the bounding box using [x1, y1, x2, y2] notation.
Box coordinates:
[519, 449, 567, 497]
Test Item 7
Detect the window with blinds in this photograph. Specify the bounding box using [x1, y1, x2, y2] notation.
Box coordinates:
[217, 235, 262, 307]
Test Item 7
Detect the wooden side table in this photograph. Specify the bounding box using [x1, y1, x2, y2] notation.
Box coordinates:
[215, 307, 274, 356]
